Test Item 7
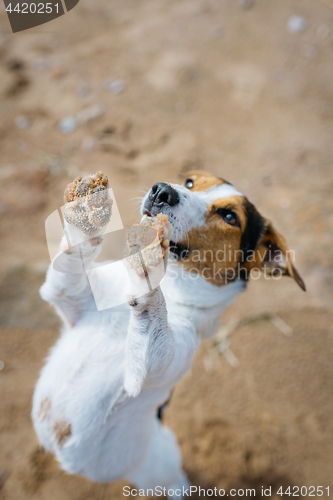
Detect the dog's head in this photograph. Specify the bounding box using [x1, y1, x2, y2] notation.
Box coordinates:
[141, 170, 305, 290]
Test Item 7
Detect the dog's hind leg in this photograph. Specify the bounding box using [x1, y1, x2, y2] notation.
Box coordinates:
[126, 418, 190, 498]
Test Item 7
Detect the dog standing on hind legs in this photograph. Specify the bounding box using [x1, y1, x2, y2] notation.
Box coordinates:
[32, 170, 305, 498]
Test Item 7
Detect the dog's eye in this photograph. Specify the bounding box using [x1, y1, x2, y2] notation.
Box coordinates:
[184, 179, 194, 189]
[216, 208, 240, 227]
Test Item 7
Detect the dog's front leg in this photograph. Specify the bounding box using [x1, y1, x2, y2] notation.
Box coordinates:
[124, 286, 175, 397]
[41, 173, 112, 327]
[40, 226, 104, 327]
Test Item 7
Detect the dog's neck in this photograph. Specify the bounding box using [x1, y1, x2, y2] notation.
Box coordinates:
[161, 261, 246, 339]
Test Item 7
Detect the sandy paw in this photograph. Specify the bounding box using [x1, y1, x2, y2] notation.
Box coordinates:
[63, 171, 113, 235]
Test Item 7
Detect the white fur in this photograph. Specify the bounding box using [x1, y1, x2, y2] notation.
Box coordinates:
[32, 182, 245, 497]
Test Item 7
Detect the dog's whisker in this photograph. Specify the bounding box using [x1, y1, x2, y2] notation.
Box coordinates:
[127, 188, 150, 194]
[129, 203, 143, 217]
[128, 197, 144, 203]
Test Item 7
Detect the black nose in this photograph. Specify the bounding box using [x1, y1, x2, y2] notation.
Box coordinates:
[150, 183, 179, 207]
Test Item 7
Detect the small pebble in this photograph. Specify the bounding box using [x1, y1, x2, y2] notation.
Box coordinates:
[287, 15, 307, 33]
[77, 103, 107, 124]
[104, 79, 126, 95]
[58, 116, 77, 134]
[0, 361, 4, 370]
[15, 115, 30, 129]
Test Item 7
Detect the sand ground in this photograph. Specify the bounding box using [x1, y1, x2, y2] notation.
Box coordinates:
[0, 0, 333, 498]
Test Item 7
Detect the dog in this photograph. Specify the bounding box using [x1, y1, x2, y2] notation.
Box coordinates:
[32, 170, 305, 498]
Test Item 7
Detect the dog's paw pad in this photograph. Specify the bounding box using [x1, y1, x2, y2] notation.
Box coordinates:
[63, 172, 113, 235]
[64, 171, 109, 202]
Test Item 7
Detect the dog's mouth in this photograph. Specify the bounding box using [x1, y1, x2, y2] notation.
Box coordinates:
[142, 186, 190, 260]
[169, 241, 189, 260]
[143, 202, 168, 218]
[143, 205, 189, 260]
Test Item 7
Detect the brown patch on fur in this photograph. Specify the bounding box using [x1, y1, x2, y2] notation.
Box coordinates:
[174, 191, 305, 290]
[53, 421, 72, 447]
[176, 195, 247, 286]
[37, 398, 51, 422]
[243, 222, 306, 291]
[214, 196, 247, 230]
[180, 170, 229, 192]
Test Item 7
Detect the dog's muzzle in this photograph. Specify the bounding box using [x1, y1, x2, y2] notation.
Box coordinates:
[144, 183, 179, 216]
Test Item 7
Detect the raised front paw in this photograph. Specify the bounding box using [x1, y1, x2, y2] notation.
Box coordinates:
[63, 172, 113, 236]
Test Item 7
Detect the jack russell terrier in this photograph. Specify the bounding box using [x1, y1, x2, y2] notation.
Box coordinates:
[32, 171, 305, 498]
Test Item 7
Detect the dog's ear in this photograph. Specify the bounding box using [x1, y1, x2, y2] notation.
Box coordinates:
[255, 222, 306, 291]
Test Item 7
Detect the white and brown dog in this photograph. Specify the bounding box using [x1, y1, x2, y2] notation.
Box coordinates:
[32, 171, 305, 497]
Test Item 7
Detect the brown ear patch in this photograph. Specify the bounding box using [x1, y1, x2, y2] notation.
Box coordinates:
[180, 170, 231, 192]
[252, 222, 306, 291]
[176, 172, 305, 291]
[287, 261, 306, 291]
[172, 195, 246, 286]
